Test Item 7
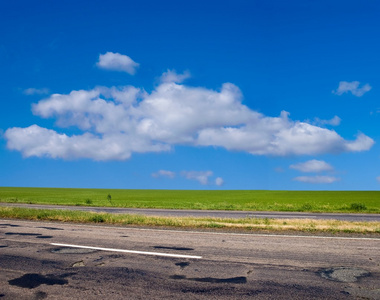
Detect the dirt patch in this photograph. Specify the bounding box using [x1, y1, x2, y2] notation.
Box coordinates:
[319, 267, 370, 283]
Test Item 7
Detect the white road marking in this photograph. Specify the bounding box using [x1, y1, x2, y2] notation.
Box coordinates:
[50, 243, 202, 259]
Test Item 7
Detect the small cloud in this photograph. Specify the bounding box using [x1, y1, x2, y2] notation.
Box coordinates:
[293, 176, 339, 184]
[274, 167, 285, 173]
[344, 133, 375, 152]
[181, 170, 213, 185]
[333, 81, 372, 97]
[96, 52, 139, 75]
[160, 69, 191, 83]
[377, 176, 380, 183]
[215, 177, 224, 186]
[313, 116, 341, 127]
[23, 88, 50, 95]
[152, 170, 176, 179]
[290, 160, 333, 173]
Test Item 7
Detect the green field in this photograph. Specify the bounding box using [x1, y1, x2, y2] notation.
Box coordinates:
[0, 187, 379, 213]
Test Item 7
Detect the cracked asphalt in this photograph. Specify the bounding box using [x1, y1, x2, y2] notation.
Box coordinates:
[0, 219, 379, 299]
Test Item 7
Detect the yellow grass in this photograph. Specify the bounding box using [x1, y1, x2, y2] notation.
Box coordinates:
[0, 207, 379, 234]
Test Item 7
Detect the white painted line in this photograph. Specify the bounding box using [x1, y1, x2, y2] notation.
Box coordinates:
[50, 243, 202, 259]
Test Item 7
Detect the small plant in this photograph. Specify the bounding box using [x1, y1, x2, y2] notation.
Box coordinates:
[106, 194, 113, 206]
[90, 215, 105, 223]
[350, 203, 367, 211]
[85, 199, 93, 205]
[300, 203, 313, 211]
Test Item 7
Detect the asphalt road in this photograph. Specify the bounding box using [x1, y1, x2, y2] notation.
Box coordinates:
[1, 219, 379, 299]
[1, 203, 380, 222]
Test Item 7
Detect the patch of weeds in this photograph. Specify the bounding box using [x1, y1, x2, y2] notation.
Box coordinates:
[263, 218, 271, 225]
[206, 222, 224, 228]
[223, 205, 236, 210]
[305, 222, 316, 232]
[350, 203, 367, 211]
[300, 203, 313, 211]
[90, 215, 105, 223]
[37, 212, 49, 219]
[283, 221, 287, 225]
[85, 199, 93, 205]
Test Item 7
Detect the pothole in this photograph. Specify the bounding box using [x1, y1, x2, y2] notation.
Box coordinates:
[154, 246, 194, 251]
[319, 267, 370, 283]
[8, 273, 68, 289]
[175, 262, 190, 269]
[71, 260, 85, 267]
[51, 247, 98, 254]
[170, 275, 247, 284]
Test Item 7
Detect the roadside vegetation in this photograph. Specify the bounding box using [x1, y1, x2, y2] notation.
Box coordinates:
[0, 187, 379, 213]
[0, 207, 379, 234]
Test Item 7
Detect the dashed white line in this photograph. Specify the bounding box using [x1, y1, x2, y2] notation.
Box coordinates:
[50, 243, 202, 259]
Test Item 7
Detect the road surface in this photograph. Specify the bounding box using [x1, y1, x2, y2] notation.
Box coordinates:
[0, 219, 379, 299]
[1, 203, 379, 222]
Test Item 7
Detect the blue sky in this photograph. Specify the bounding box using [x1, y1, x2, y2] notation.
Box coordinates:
[1, 0, 379, 190]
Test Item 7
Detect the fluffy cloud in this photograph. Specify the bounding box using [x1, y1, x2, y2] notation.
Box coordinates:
[313, 115, 341, 127]
[152, 169, 223, 186]
[293, 176, 339, 184]
[333, 81, 372, 97]
[181, 171, 213, 185]
[23, 88, 50, 95]
[96, 52, 139, 74]
[5, 125, 168, 161]
[5, 62, 375, 161]
[215, 177, 224, 186]
[152, 170, 176, 178]
[290, 160, 333, 173]
[160, 69, 191, 83]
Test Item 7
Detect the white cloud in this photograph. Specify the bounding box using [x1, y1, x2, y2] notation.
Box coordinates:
[4, 63, 375, 161]
[152, 170, 176, 178]
[160, 69, 191, 83]
[344, 133, 375, 152]
[215, 177, 224, 186]
[313, 115, 341, 126]
[96, 52, 139, 75]
[290, 160, 333, 173]
[181, 171, 213, 185]
[23, 88, 49, 95]
[333, 81, 372, 97]
[377, 176, 380, 183]
[293, 176, 339, 184]
[5, 125, 168, 161]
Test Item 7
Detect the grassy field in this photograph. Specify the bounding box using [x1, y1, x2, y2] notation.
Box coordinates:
[0, 187, 379, 213]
